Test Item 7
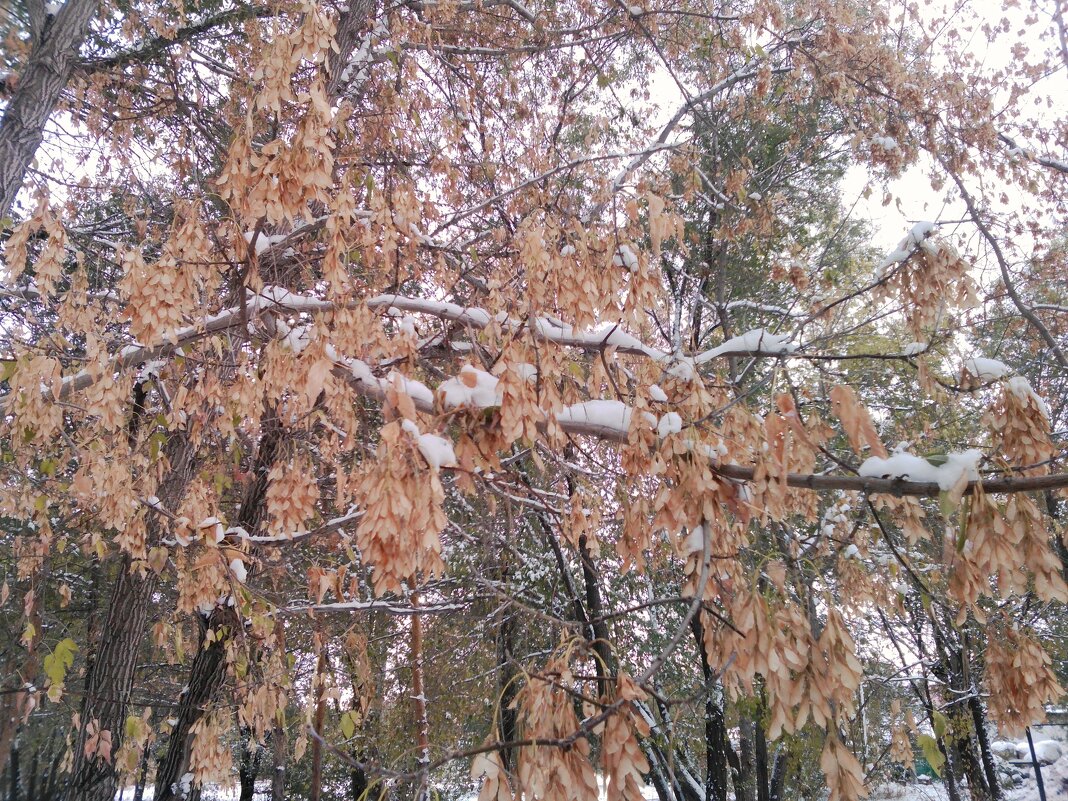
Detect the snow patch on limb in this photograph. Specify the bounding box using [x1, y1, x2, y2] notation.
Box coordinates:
[903, 342, 927, 356]
[661, 353, 698, 381]
[556, 400, 638, 435]
[366, 294, 492, 327]
[228, 558, 247, 584]
[695, 328, 796, 362]
[858, 448, 982, 491]
[415, 434, 458, 469]
[348, 358, 377, 386]
[345, 360, 434, 408]
[963, 356, 1013, 382]
[400, 419, 458, 469]
[959, 358, 1051, 420]
[1007, 375, 1050, 421]
[613, 243, 640, 272]
[875, 221, 938, 278]
[243, 231, 290, 256]
[656, 412, 683, 437]
[275, 319, 312, 353]
[438, 365, 502, 410]
[253, 284, 328, 312]
[387, 370, 434, 407]
[648, 384, 668, 402]
[531, 316, 666, 358]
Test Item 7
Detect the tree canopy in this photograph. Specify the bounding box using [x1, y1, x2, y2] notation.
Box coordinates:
[0, 0, 1066, 800]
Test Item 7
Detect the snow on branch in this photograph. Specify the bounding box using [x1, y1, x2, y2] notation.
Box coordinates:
[694, 328, 796, 362]
[331, 359, 1068, 498]
[12, 283, 1068, 499]
[278, 600, 465, 616]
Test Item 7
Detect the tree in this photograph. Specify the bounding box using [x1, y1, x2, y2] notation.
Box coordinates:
[0, 0, 1066, 800]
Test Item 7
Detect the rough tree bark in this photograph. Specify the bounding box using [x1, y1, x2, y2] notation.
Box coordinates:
[755, 714, 770, 801]
[690, 613, 733, 801]
[768, 747, 788, 801]
[237, 728, 263, 801]
[495, 552, 519, 772]
[154, 413, 282, 800]
[409, 583, 430, 801]
[577, 533, 616, 698]
[737, 720, 756, 801]
[154, 605, 240, 801]
[270, 623, 287, 801]
[0, 562, 43, 781]
[0, 0, 98, 218]
[310, 643, 328, 801]
[64, 433, 196, 801]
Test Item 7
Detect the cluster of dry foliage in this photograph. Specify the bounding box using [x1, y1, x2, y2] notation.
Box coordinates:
[0, 0, 1066, 799]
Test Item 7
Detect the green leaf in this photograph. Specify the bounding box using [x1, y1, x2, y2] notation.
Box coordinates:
[932, 710, 948, 739]
[125, 714, 144, 740]
[212, 470, 232, 493]
[340, 710, 356, 739]
[44, 638, 78, 695]
[0, 360, 17, 382]
[149, 432, 167, 461]
[918, 734, 945, 776]
[939, 490, 957, 518]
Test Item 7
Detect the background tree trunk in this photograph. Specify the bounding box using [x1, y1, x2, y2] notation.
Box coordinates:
[310, 645, 328, 801]
[0, 0, 98, 217]
[154, 605, 239, 801]
[65, 434, 194, 801]
[690, 613, 733, 801]
[238, 731, 262, 801]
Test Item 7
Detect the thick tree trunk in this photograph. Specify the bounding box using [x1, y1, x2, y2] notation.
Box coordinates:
[755, 718, 770, 801]
[238, 731, 262, 801]
[935, 630, 991, 801]
[690, 613, 733, 801]
[67, 559, 158, 801]
[769, 746, 788, 801]
[65, 434, 194, 801]
[0, 0, 99, 217]
[7, 731, 19, 801]
[737, 719, 756, 801]
[270, 720, 286, 800]
[26, 736, 38, 801]
[0, 547, 47, 782]
[155, 416, 282, 799]
[577, 533, 615, 698]
[495, 600, 519, 771]
[970, 692, 1002, 801]
[310, 647, 328, 801]
[154, 605, 239, 801]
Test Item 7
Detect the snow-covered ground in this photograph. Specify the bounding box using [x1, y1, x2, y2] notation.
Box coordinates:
[115, 784, 270, 800]
[871, 753, 1068, 801]
[1006, 752, 1068, 801]
[120, 746, 1068, 801]
[121, 761, 1067, 801]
